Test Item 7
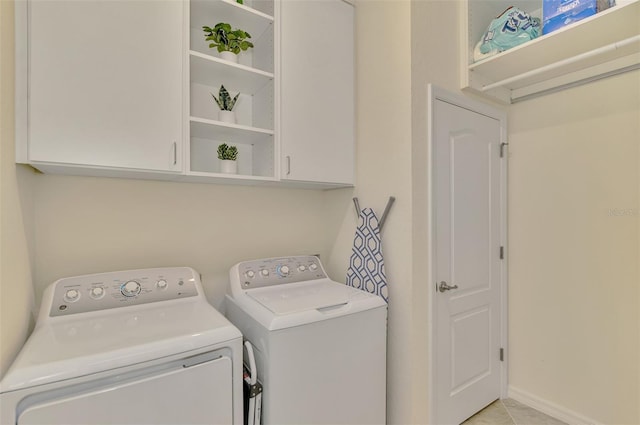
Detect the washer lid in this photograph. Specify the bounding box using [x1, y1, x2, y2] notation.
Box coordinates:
[0, 300, 241, 392]
[247, 280, 352, 314]
[231, 279, 387, 331]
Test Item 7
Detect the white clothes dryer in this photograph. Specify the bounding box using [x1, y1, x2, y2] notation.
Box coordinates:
[0, 267, 243, 425]
[225, 256, 387, 425]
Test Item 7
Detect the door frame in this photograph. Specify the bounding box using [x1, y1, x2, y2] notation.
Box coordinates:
[426, 85, 508, 424]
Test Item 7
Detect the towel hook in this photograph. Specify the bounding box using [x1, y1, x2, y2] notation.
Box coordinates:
[352, 196, 395, 231]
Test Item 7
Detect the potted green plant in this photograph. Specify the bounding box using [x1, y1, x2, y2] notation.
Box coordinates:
[211, 85, 240, 124]
[203, 23, 254, 63]
[217, 143, 238, 174]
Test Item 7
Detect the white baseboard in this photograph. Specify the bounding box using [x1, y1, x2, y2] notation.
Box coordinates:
[507, 386, 603, 425]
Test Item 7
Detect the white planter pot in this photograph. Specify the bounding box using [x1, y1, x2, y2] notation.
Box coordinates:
[219, 51, 238, 63]
[220, 159, 238, 174]
[218, 110, 236, 124]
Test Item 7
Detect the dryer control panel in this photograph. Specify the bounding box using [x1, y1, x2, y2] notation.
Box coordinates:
[47, 267, 200, 317]
[233, 256, 327, 293]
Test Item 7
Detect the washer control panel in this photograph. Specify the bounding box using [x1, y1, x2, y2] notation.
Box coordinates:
[49, 267, 199, 317]
[237, 256, 327, 291]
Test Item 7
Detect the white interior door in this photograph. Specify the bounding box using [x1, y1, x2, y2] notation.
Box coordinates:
[430, 87, 506, 425]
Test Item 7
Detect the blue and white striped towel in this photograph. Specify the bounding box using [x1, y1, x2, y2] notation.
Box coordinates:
[346, 208, 388, 303]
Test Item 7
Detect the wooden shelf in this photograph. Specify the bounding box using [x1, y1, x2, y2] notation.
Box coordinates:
[462, 0, 640, 103]
[190, 51, 273, 95]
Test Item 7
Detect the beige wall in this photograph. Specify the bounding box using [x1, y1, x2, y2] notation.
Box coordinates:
[0, 0, 36, 377]
[409, 1, 468, 422]
[325, 1, 415, 423]
[31, 175, 342, 309]
[508, 71, 640, 424]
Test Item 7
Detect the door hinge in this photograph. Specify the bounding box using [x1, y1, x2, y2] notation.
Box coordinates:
[500, 348, 504, 361]
[500, 142, 509, 158]
[500, 246, 504, 259]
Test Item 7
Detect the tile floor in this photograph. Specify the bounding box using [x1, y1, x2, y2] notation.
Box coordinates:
[462, 398, 568, 425]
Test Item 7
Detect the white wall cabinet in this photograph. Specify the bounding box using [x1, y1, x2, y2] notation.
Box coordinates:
[18, 0, 183, 173]
[16, 0, 356, 188]
[461, 0, 640, 103]
[279, 0, 355, 186]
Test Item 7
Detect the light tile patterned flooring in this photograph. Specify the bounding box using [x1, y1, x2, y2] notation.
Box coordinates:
[462, 398, 568, 425]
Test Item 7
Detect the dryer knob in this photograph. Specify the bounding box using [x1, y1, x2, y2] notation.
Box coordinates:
[64, 289, 80, 302]
[260, 269, 269, 277]
[121, 281, 142, 297]
[277, 265, 290, 277]
[309, 263, 318, 271]
[90, 287, 105, 299]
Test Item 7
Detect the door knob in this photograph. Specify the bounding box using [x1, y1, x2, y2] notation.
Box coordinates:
[439, 281, 458, 293]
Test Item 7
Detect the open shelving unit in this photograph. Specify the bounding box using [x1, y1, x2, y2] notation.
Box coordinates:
[461, 0, 640, 103]
[185, 0, 275, 182]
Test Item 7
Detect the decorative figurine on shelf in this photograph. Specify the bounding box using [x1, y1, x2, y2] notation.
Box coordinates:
[217, 143, 238, 174]
[211, 85, 240, 124]
[203, 22, 254, 63]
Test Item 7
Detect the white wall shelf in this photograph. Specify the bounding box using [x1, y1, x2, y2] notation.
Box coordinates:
[184, 171, 277, 182]
[461, 0, 640, 103]
[190, 117, 274, 144]
[187, 0, 275, 182]
[190, 51, 274, 94]
[191, 0, 274, 40]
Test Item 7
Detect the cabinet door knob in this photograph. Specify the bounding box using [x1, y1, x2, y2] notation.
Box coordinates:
[286, 155, 291, 175]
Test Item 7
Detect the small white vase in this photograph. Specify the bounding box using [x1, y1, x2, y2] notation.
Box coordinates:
[219, 51, 238, 63]
[218, 110, 236, 124]
[220, 159, 237, 174]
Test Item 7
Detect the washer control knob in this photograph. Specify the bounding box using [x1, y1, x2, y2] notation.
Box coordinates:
[277, 265, 290, 277]
[121, 280, 142, 297]
[309, 263, 318, 271]
[298, 265, 307, 272]
[64, 289, 80, 302]
[90, 287, 105, 299]
[156, 279, 168, 290]
[246, 270, 256, 279]
[260, 269, 269, 277]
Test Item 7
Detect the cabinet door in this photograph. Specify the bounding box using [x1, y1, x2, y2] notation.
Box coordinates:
[28, 0, 183, 172]
[279, 0, 355, 185]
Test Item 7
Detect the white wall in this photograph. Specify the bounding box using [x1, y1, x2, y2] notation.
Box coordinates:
[0, 0, 36, 376]
[507, 70, 640, 424]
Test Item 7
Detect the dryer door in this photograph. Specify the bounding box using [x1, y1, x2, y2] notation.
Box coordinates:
[18, 353, 233, 425]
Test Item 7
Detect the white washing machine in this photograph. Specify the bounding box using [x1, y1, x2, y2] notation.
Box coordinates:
[225, 256, 387, 425]
[0, 267, 243, 425]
